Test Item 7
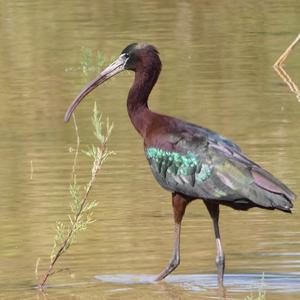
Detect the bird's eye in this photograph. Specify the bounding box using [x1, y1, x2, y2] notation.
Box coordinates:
[124, 53, 129, 59]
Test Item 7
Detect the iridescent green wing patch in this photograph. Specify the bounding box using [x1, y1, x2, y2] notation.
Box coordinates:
[146, 147, 212, 184]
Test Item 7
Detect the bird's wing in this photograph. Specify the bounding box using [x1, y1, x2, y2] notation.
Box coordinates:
[145, 128, 295, 210]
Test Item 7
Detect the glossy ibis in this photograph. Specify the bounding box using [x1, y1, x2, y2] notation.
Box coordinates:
[64, 43, 296, 286]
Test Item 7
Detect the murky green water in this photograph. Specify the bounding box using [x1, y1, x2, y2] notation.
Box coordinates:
[0, 1, 299, 299]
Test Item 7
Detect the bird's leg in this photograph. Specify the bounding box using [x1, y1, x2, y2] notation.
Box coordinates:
[204, 201, 225, 287]
[155, 193, 188, 282]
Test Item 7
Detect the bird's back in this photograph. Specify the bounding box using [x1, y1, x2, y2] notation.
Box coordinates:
[144, 113, 296, 212]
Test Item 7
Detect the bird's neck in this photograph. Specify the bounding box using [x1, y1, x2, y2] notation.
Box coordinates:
[127, 63, 160, 137]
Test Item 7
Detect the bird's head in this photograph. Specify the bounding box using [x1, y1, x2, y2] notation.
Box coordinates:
[64, 43, 160, 122]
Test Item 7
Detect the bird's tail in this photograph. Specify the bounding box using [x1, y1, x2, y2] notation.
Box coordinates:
[249, 166, 296, 212]
[252, 188, 294, 212]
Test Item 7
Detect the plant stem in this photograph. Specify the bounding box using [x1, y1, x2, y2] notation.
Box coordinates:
[72, 114, 80, 181]
[38, 108, 112, 290]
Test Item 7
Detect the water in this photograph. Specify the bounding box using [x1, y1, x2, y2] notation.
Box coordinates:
[0, 0, 299, 299]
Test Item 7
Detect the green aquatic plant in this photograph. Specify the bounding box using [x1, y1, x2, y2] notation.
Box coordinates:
[244, 290, 266, 300]
[65, 47, 113, 76]
[244, 274, 266, 300]
[80, 47, 93, 75]
[80, 47, 109, 75]
[38, 103, 113, 290]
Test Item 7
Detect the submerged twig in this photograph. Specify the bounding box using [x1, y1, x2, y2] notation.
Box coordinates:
[38, 104, 113, 290]
[30, 160, 34, 180]
[273, 33, 300, 100]
[35, 257, 40, 280]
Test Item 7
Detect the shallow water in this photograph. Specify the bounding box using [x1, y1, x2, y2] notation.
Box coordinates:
[95, 273, 300, 292]
[0, 0, 300, 299]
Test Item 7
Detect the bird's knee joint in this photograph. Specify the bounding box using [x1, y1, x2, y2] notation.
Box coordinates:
[170, 257, 180, 269]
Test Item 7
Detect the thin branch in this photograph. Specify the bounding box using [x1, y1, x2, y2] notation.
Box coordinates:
[273, 33, 300, 100]
[273, 33, 300, 67]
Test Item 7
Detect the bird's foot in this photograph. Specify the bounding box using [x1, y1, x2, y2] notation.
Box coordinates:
[154, 259, 179, 282]
[154, 270, 168, 282]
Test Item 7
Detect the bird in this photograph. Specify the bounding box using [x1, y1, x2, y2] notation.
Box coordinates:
[64, 43, 296, 286]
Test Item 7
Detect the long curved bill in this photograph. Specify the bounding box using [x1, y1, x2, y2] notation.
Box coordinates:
[64, 54, 128, 122]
